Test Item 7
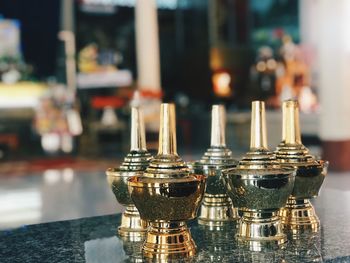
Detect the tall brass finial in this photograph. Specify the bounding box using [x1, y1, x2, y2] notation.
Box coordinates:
[106, 107, 152, 239]
[130, 107, 147, 152]
[128, 103, 206, 260]
[221, 100, 296, 248]
[189, 104, 237, 227]
[210, 105, 226, 147]
[276, 100, 327, 234]
[250, 101, 267, 150]
[282, 100, 301, 145]
[158, 103, 177, 155]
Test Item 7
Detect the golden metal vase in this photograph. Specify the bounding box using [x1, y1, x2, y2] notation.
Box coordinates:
[276, 100, 328, 234]
[106, 107, 152, 239]
[128, 103, 206, 261]
[189, 105, 238, 227]
[222, 101, 296, 250]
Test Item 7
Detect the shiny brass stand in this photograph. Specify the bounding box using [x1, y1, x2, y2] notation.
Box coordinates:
[222, 101, 295, 250]
[106, 107, 152, 238]
[280, 196, 320, 233]
[276, 100, 328, 234]
[143, 222, 196, 260]
[190, 105, 237, 227]
[129, 103, 206, 261]
[238, 211, 286, 248]
[198, 195, 237, 227]
[118, 205, 148, 239]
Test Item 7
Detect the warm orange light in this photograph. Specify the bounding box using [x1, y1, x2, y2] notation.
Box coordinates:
[212, 72, 232, 97]
[256, 61, 266, 72]
[299, 86, 318, 113]
[267, 59, 277, 70]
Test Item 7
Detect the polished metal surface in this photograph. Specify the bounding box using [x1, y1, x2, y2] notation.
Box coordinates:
[128, 103, 206, 260]
[106, 107, 152, 238]
[143, 222, 196, 260]
[250, 100, 267, 150]
[189, 105, 238, 227]
[222, 101, 295, 249]
[276, 100, 328, 234]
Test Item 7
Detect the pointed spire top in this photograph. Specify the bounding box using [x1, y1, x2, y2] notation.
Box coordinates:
[210, 105, 226, 147]
[158, 103, 177, 155]
[130, 107, 147, 152]
[250, 101, 268, 150]
[282, 100, 302, 145]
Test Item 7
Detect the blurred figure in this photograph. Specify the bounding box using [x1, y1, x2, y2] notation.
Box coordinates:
[275, 35, 310, 101]
[78, 43, 121, 73]
[299, 86, 318, 113]
[250, 46, 278, 101]
[34, 84, 81, 154]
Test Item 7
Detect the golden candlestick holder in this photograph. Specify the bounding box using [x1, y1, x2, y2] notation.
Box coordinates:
[106, 107, 152, 239]
[222, 101, 295, 250]
[128, 103, 206, 260]
[276, 100, 328, 233]
[189, 105, 238, 227]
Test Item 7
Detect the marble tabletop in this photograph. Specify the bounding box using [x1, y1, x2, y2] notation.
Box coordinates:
[1, 173, 350, 263]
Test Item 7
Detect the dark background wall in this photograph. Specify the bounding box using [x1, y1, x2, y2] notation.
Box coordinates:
[0, 0, 60, 78]
[76, 2, 211, 101]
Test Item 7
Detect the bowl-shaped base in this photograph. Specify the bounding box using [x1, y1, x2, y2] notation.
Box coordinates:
[142, 221, 196, 260]
[280, 197, 320, 234]
[118, 205, 148, 240]
[237, 211, 286, 251]
[198, 194, 239, 227]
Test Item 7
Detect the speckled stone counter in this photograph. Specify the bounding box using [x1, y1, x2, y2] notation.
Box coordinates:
[1, 173, 350, 262]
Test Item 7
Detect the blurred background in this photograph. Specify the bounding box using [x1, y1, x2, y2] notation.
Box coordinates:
[0, 0, 348, 229]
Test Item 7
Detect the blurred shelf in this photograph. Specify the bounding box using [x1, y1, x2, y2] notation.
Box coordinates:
[0, 82, 47, 110]
[77, 70, 132, 89]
